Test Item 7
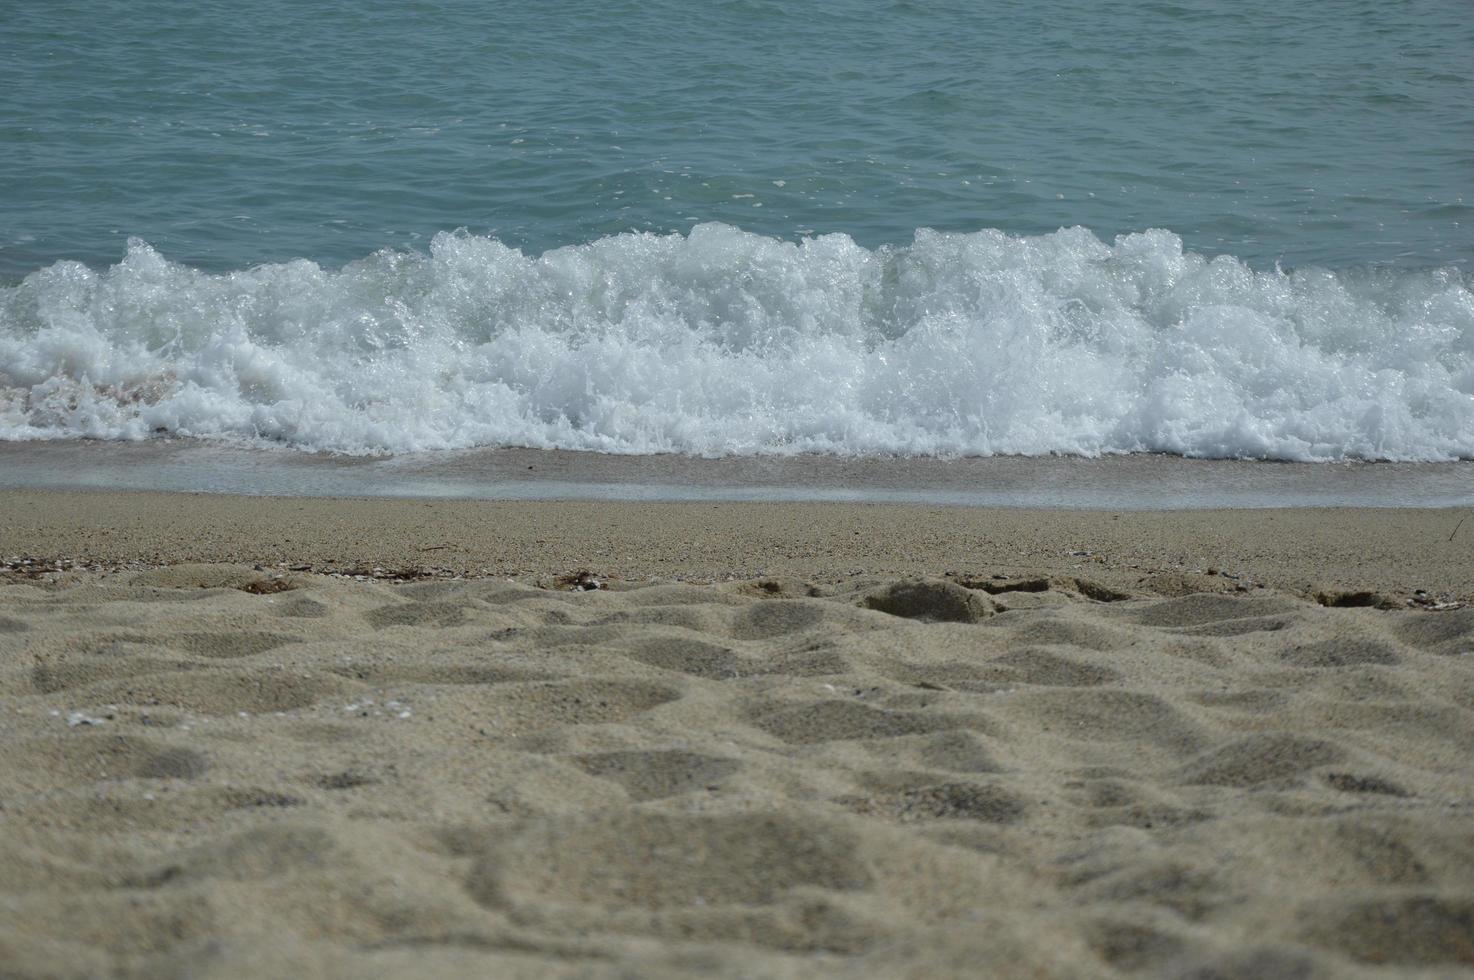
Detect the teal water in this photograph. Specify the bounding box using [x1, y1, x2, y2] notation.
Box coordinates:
[2, 0, 1473, 462]
[3, 0, 1470, 278]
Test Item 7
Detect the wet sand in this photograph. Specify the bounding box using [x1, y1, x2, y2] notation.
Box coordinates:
[3, 441, 1472, 509]
[2, 489, 1473, 601]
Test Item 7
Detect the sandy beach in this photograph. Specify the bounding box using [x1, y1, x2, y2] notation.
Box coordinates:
[8, 0, 1473, 972]
[2, 490, 1472, 977]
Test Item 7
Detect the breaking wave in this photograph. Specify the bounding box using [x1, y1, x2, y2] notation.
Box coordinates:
[2, 223, 1472, 460]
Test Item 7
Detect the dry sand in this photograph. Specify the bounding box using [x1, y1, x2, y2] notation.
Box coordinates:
[1, 491, 1472, 977]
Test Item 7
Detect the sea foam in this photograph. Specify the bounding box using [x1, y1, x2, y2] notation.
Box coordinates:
[2, 224, 1471, 460]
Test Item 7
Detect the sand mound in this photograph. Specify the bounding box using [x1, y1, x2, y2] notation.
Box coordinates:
[863, 578, 996, 622]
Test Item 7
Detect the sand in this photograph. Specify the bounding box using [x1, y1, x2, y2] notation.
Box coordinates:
[3, 490, 1473, 601]
[1, 491, 1472, 977]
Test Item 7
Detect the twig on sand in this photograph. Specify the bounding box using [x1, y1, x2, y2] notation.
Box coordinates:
[1450, 518, 1466, 543]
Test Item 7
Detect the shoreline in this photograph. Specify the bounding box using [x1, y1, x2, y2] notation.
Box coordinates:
[2, 440, 1472, 509]
[3, 488, 1470, 605]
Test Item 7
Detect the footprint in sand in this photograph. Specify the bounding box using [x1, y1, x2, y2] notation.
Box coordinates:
[573, 750, 741, 801]
[6, 735, 208, 785]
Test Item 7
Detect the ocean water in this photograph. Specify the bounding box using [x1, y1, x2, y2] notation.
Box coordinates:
[2, 0, 1472, 463]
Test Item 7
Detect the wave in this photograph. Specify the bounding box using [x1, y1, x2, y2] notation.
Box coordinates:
[2, 223, 1472, 460]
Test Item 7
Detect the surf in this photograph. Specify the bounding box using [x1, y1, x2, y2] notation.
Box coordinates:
[2, 223, 1471, 460]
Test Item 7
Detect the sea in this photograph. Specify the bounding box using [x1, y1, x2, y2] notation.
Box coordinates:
[2, 0, 1471, 505]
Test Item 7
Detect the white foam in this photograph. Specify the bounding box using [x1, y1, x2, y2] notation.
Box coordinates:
[2, 224, 1471, 460]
